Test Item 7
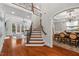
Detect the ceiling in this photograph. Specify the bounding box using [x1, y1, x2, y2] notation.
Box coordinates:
[13, 3, 32, 11]
[54, 8, 79, 22]
[3, 4, 32, 19]
[2, 3, 79, 23]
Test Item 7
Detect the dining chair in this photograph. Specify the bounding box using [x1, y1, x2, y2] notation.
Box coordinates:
[69, 32, 78, 47]
[59, 32, 66, 43]
[53, 33, 59, 42]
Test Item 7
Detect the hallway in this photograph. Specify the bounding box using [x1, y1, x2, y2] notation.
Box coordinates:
[0, 39, 79, 56]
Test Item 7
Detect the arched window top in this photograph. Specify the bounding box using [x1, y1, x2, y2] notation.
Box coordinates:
[66, 21, 78, 26]
[66, 21, 79, 31]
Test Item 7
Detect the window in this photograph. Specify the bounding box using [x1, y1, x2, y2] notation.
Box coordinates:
[66, 21, 79, 31]
[21, 24, 24, 32]
[12, 23, 16, 33]
[17, 24, 20, 32]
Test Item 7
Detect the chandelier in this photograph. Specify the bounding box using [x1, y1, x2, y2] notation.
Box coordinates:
[66, 9, 76, 22]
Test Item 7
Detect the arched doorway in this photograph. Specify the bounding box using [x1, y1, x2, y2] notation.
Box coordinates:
[52, 7, 79, 52]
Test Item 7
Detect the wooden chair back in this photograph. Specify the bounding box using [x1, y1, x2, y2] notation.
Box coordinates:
[69, 32, 77, 40]
[59, 32, 65, 38]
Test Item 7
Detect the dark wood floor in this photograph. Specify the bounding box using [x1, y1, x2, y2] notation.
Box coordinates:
[0, 39, 79, 56]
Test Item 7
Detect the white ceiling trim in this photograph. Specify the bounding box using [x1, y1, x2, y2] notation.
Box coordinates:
[4, 3, 33, 14]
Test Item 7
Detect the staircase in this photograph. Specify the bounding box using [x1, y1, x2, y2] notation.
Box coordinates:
[25, 30, 45, 46]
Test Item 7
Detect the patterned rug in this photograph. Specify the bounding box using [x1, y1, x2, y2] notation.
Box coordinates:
[54, 41, 79, 53]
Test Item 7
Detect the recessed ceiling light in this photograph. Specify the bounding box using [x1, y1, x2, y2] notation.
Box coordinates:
[11, 11, 15, 14]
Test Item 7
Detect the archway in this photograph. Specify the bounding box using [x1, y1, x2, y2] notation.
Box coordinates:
[52, 7, 79, 52]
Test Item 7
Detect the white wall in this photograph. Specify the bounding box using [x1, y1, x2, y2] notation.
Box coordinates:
[0, 21, 5, 52]
[0, 4, 5, 52]
[54, 22, 66, 33]
[32, 14, 40, 30]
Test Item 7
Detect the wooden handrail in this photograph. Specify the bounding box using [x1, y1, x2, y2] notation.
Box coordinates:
[12, 3, 41, 16]
[12, 3, 32, 11]
[25, 23, 32, 44]
[30, 23, 32, 36]
[41, 25, 47, 35]
[40, 19, 47, 35]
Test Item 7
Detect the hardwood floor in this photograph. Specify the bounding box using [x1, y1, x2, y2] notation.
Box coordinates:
[0, 39, 79, 56]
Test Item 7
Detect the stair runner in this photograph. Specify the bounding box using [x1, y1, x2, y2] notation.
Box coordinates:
[25, 30, 45, 46]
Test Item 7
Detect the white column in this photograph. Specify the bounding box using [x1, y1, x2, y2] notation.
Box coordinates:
[50, 19, 53, 47]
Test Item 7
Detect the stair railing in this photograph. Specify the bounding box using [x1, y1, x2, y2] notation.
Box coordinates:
[26, 23, 32, 44]
[30, 23, 32, 36]
[40, 19, 47, 35]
